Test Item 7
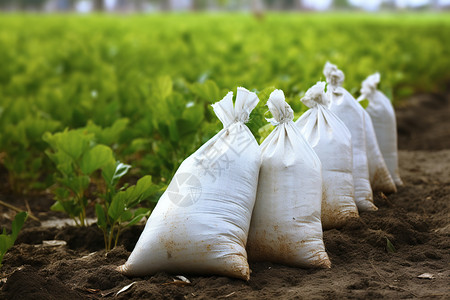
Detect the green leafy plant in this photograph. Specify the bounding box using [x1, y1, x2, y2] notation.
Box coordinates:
[133, 75, 212, 182]
[96, 162, 160, 251]
[44, 127, 161, 250]
[43, 128, 115, 226]
[0, 113, 60, 193]
[0, 212, 28, 267]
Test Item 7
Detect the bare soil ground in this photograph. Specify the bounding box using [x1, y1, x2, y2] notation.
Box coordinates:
[0, 92, 449, 300]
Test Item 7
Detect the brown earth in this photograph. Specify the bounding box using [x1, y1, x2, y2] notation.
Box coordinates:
[0, 92, 449, 300]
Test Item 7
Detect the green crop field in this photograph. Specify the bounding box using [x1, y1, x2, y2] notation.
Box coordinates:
[1, 13, 450, 195]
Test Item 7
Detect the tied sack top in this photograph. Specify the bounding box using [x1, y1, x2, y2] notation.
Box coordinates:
[323, 61, 345, 89]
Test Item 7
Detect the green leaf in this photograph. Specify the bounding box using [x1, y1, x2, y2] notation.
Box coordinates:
[42, 131, 56, 148]
[58, 200, 82, 218]
[109, 118, 129, 134]
[258, 123, 275, 144]
[95, 204, 107, 229]
[102, 161, 131, 189]
[11, 212, 28, 241]
[80, 144, 114, 175]
[58, 175, 90, 197]
[85, 118, 129, 145]
[152, 76, 173, 101]
[359, 99, 369, 109]
[386, 237, 396, 253]
[50, 201, 65, 212]
[0, 212, 28, 266]
[45, 129, 93, 161]
[126, 211, 150, 227]
[134, 207, 151, 216]
[0, 235, 13, 254]
[123, 175, 158, 207]
[45, 150, 74, 176]
[108, 195, 125, 221]
[53, 187, 70, 201]
[108, 175, 157, 222]
[246, 87, 276, 140]
[180, 104, 205, 134]
[121, 210, 133, 222]
[189, 80, 221, 103]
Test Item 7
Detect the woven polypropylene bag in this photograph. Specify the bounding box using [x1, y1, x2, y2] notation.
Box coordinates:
[359, 72, 403, 186]
[118, 87, 261, 280]
[247, 89, 331, 269]
[361, 106, 397, 193]
[296, 82, 359, 229]
[324, 62, 377, 212]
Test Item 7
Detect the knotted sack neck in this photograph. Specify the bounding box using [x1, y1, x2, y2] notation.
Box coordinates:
[266, 89, 294, 126]
[360, 72, 381, 99]
[301, 81, 330, 108]
[323, 62, 345, 89]
[212, 87, 259, 128]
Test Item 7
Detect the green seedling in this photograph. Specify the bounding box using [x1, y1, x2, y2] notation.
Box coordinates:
[96, 161, 160, 251]
[43, 129, 115, 226]
[386, 237, 396, 253]
[44, 127, 162, 250]
[0, 212, 28, 267]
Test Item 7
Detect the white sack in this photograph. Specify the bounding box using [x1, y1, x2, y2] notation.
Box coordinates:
[119, 87, 261, 281]
[324, 62, 377, 212]
[296, 82, 359, 230]
[359, 72, 403, 186]
[247, 89, 331, 268]
[361, 106, 397, 193]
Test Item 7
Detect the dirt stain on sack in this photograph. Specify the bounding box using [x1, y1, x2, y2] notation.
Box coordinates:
[162, 238, 177, 260]
[321, 184, 359, 230]
[308, 249, 332, 269]
[248, 230, 330, 269]
[372, 167, 397, 194]
[322, 207, 358, 230]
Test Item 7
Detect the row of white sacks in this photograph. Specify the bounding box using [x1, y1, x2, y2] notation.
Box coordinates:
[118, 62, 403, 280]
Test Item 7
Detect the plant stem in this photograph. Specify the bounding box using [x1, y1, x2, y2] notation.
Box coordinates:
[81, 208, 86, 226]
[0, 199, 39, 222]
[102, 230, 108, 251]
[114, 227, 121, 248]
[107, 226, 114, 251]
